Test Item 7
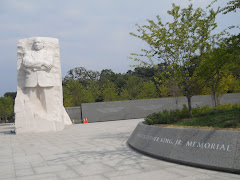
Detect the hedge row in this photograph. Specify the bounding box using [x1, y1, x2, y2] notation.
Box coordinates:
[144, 103, 240, 125]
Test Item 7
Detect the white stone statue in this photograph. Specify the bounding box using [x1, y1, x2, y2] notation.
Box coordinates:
[15, 37, 72, 134]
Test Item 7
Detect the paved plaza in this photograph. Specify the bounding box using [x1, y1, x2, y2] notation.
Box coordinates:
[0, 119, 239, 180]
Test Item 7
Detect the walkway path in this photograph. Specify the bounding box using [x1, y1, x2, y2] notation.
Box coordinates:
[0, 119, 239, 180]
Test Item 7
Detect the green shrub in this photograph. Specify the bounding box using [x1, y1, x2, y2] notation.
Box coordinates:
[192, 105, 214, 117]
[145, 113, 158, 125]
[144, 103, 240, 125]
[233, 103, 240, 109]
[144, 109, 182, 125]
[180, 104, 189, 118]
[216, 103, 233, 111]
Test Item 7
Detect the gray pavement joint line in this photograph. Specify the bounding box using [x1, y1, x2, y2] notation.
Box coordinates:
[28, 157, 37, 177]
[101, 173, 111, 180]
[64, 160, 82, 178]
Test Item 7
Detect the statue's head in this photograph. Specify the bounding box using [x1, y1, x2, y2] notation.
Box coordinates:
[33, 38, 44, 51]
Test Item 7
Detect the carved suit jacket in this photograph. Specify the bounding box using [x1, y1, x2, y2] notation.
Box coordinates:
[23, 50, 54, 87]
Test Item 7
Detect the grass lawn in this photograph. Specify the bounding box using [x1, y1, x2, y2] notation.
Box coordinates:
[156, 109, 240, 130]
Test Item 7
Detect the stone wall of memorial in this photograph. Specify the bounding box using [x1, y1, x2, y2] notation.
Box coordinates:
[65, 93, 240, 123]
[127, 122, 240, 173]
[65, 106, 82, 123]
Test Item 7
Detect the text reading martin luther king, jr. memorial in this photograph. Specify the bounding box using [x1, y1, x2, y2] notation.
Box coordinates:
[14, 37, 72, 134]
[128, 122, 240, 173]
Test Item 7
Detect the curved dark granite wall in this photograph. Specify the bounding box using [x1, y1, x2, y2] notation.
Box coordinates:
[127, 122, 240, 173]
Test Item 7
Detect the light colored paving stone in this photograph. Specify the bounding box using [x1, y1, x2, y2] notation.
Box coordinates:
[14, 163, 32, 170]
[214, 172, 240, 179]
[0, 157, 14, 164]
[16, 168, 35, 177]
[70, 175, 108, 180]
[133, 163, 168, 172]
[71, 162, 116, 176]
[0, 119, 239, 180]
[177, 164, 220, 175]
[102, 158, 140, 167]
[103, 168, 142, 178]
[16, 173, 59, 180]
[179, 173, 239, 180]
[113, 164, 139, 171]
[0, 164, 15, 178]
[56, 169, 80, 179]
[109, 169, 184, 180]
[166, 166, 200, 177]
[33, 164, 69, 174]
[65, 161, 83, 166]
[179, 173, 216, 180]
[136, 159, 176, 170]
[26, 154, 45, 164]
[0, 174, 16, 180]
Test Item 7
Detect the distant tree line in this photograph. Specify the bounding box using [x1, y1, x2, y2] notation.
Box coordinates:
[62, 64, 240, 107]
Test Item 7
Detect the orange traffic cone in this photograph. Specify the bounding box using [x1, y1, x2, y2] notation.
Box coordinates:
[86, 118, 88, 123]
[72, 120, 75, 124]
[83, 118, 85, 123]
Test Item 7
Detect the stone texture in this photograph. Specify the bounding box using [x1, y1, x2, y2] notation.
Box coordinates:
[71, 162, 115, 176]
[65, 106, 82, 123]
[81, 93, 240, 123]
[0, 120, 239, 179]
[15, 37, 72, 134]
[128, 122, 240, 173]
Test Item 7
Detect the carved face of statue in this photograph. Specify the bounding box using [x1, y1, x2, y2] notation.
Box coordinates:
[33, 39, 44, 51]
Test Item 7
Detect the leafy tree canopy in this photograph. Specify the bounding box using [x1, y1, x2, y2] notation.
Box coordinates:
[221, 0, 240, 14]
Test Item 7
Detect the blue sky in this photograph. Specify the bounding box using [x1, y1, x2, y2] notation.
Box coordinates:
[0, 0, 239, 96]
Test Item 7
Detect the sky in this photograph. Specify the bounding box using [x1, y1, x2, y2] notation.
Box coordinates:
[0, 0, 239, 96]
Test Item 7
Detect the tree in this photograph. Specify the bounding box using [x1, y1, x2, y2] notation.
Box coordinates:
[132, 67, 156, 80]
[221, 0, 240, 14]
[0, 96, 14, 121]
[153, 62, 181, 98]
[120, 76, 144, 100]
[63, 80, 94, 107]
[200, 33, 240, 106]
[4, 92, 17, 100]
[102, 81, 119, 102]
[88, 80, 102, 102]
[208, 70, 234, 107]
[137, 81, 158, 99]
[129, 3, 222, 117]
[63, 67, 100, 86]
[99, 69, 128, 92]
[224, 33, 240, 71]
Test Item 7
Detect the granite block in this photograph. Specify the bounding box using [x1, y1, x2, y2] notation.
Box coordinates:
[128, 122, 240, 173]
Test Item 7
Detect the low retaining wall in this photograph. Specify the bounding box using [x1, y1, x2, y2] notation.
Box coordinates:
[65, 106, 82, 123]
[81, 93, 240, 123]
[127, 122, 240, 173]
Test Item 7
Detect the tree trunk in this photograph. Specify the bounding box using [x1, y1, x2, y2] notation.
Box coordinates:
[211, 89, 222, 108]
[216, 93, 222, 106]
[212, 90, 217, 107]
[186, 95, 193, 118]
